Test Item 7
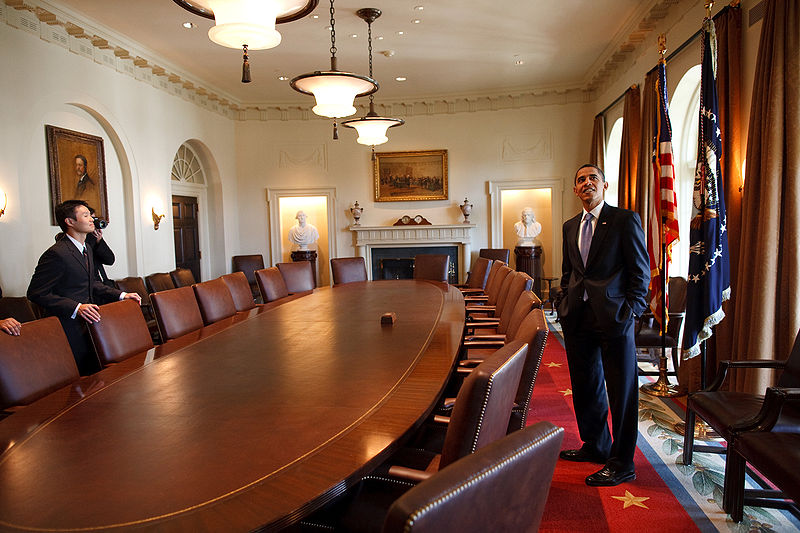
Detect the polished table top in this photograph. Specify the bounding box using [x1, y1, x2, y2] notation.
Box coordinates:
[0, 281, 464, 532]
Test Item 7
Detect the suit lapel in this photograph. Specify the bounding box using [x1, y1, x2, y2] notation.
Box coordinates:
[585, 204, 613, 267]
[567, 215, 583, 271]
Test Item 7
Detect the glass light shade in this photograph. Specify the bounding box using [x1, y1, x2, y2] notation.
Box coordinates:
[342, 116, 404, 146]
[291, 73, 378, 118]
[207, 0, 280, 49]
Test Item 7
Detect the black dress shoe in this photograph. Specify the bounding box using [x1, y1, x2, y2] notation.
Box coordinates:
[585, 465, 636, 487]
[558, 448, 607, 464]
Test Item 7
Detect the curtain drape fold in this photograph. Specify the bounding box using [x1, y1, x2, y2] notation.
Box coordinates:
[589, 115, 606, 171]
[617, 86, 641, 210]
[636, 71, 658, 229]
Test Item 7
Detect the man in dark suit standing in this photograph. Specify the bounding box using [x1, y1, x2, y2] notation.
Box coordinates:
[28, 200, 140, 375]
[557, 164, 649, 486]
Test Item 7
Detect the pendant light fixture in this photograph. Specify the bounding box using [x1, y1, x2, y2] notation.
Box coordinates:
[342, 8, 404, 146]
[173, 0, 318, 83]
[290, 0, 378, 125]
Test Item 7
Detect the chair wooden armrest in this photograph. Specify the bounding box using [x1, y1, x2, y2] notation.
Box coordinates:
[463, 295, 489, 302]
[465, 305, 496, 316]
[704, 359, 788, 392]
[441, 397, 456, 409]
[432, 414, 450, 424]
[730, 387, 800, 434]
[387, 465, 435, 483]
[458, 359, 484, 367]
[462, 339, 505, 350]
[458, 287, 484, 294]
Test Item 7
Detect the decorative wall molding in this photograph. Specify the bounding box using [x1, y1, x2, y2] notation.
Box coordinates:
[4, 0, 693, 122]
[501, 132, 553, 162]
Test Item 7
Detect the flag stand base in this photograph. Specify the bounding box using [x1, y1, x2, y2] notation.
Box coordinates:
[640, 352, 685, 397]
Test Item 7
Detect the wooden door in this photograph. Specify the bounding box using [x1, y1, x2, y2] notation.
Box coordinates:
[172, 195, 201, 282]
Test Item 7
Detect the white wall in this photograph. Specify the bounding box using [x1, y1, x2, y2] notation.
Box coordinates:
[0, 22, 238, 295]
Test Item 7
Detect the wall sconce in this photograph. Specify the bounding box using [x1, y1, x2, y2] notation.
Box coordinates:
[0, 188, 6, 219]
[152, 207, 165, 230]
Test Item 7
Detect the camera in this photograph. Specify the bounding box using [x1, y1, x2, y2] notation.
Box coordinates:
[92, 216, 108, 230]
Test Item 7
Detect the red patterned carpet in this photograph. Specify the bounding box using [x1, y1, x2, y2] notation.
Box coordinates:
[531, 334, 699, 532]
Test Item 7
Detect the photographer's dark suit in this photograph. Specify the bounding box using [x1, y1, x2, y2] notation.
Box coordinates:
[27, 238, 122, 374]
[558, 202, 649, 472]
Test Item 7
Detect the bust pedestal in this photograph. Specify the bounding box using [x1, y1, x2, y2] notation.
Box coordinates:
[514, 245, 543, 297]
[291, 250, 318, 288]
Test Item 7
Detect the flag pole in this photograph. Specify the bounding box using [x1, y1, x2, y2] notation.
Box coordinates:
[641, 34, 681, 397]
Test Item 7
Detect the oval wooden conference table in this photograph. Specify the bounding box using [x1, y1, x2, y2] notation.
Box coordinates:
[0, 280, 465, 532]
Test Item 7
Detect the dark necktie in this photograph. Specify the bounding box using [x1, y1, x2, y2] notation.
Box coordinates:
[83, 247, 89, 271]
[580, 212, 594, 266]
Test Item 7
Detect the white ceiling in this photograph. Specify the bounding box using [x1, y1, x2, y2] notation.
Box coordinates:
[49, 0, 652, 106]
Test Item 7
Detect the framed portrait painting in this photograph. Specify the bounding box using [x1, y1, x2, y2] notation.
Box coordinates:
[374, 149, 448, 202]
[45, 125, 109, 224]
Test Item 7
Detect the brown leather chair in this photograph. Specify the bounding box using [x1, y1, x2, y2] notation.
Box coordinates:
[383, 421, 563, 533]
[115, 276, 161, 344]
[232, 254, 265, 301]
[479, 248, 510, 263]
[331, 257, 368, 286]
[464, 290, 541, 339]
[0, 316, 79, 409]
[0, 296, 39, 323]
[457, 257, 492, 291]
[463, 265, 512, 308]
[193, 278, 237, 325]
[255, 267, 290, 302]
[151, 286, 204, 341]
[413, 254, 449, 283]
[277, 261, 315, 294]
[636, 276, 687, 376]
[145, 272, 175, 293]
[682, 329, 800, 473]
[725, 387, 800, 522]
[467, 271, 531, 319]
[170, 267, 196, 288]
[88, 299, 154, 365]
[222, 272, 257, 312]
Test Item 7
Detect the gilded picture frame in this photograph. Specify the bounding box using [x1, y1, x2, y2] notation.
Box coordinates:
[45, 125, 109, 224]
[374, 149, 448, 202]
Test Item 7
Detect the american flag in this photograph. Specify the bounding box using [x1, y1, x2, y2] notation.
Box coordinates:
[646, 58, 680, 330]
[682, 17, 730, 359]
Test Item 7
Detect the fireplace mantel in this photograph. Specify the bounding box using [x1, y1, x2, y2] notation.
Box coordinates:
[349, 224, 476, 283]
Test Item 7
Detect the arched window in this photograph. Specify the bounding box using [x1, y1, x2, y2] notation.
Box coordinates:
[668, 64, 701, 278]
[604, 117, 624, 207]
[171, 144, 206, 184]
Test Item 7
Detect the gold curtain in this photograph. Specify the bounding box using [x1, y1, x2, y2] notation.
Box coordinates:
[589, 115, 605, 171]
[731, 0, 800, 393]
[617, 86, 641, 210]
[636, 71, 658, 229]
[708, 5, 743, 380]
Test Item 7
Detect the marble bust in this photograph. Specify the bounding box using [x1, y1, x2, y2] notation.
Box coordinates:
[513, 207, 542, 246]
[288, 210, 319, 250]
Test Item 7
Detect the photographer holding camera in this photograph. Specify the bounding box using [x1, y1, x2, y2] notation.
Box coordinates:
[28, 199, 140, 374]
[55, 206, 114, 286]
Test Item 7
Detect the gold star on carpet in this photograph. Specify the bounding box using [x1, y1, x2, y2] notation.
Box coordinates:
[546, 362, 562, 368]
[558, 388, 572, 396]
[612, 490, 649, 509]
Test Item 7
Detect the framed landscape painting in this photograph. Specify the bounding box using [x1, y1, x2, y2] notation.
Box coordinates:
[45, 125, 109, 224]
[374, 149, 448, 202]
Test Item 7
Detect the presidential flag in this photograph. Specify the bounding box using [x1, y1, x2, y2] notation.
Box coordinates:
[646, 59, 680, 330]
[682, 17, 731, 359]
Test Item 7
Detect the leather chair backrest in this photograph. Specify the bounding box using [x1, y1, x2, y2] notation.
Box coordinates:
[778, 329, 800, 388]
[440, 340, 527, 469]
[0, 296, 38, 322]
[496, 272, 532, 322]
[89, 299, 154, 365]
[115, 276, 152, 307]
[277, 262, 315, 293]
[466, 257, 492, 289]
[255, 267, 290, 302]
[490, 267, 516, 308]
[384, 421, 564, 533]
[668, 276, 688, 313]
[507, 308, 549, 433]
[145, 272, 175, 294]
[485, 266, 512, 305]
[479, 248, 510, 263]
[222, 272, 257, 312]
[193, 278, 237, 325]
[170, 268, 196, 288]
[482, 260, 506, 293]
[501, 291, 540, 336]
[331, 257, 368, 286]
[413, 254, 450, 283]
[232, 254, 265, 287]
[151, 286, 204, 341]
[0, 316, 79, 409]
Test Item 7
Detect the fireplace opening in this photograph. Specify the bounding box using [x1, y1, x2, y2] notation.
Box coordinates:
[371, 246, 458, 283]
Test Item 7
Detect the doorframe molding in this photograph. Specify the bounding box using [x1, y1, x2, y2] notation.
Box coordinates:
[171, 182, 210, 281]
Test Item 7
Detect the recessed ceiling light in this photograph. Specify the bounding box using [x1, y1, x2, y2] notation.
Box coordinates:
[396, 77, 407, 82]
[414, 5, 424, 10]
[412, 19, 421, 24]
[377, 35, 384, 40]
[278, 76, 289, 81]
[514, 55, 525, 66]
[397, 31, 405, 35]
[351, 33, 358, 38]
[182, 21, 195, 29]
[312, 14, 319, 19]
